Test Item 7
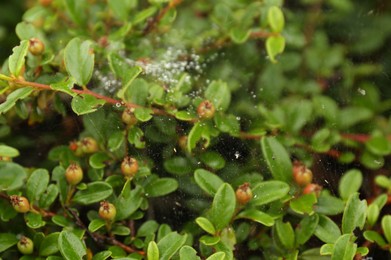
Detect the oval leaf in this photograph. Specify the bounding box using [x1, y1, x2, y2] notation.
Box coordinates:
[0, 145, 19, 157]
[40, 232, 60, 256]
[157, 232, 187, 260]
[73, 181, 113, 205]
[71, 94, 105, 115]
[196, 217, 216, 235]
[236, 209, 274, 227]
[342, 193, 367, 234]
[0, 162, 27, 191]
[26, 168, 49, 202]
[250, 180, 290, 206]
[268, 6, 285, 33]
[209, 183, 236, 231]
[194, 169, 224, 196]
[261, 137, 292, 182]
[266, 35, 285, 63]
[205, 81, 231, 111]
[147, 241, 159, 260]
[338, 169, 363, 200]
[8, 40, 29, 77]
[58, 231, 86, 260]
[144, 177, 178, 197]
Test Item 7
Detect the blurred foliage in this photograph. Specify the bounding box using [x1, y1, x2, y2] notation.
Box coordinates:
[0, 0, 391, 259]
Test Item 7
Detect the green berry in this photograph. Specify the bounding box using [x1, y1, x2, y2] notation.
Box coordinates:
[121, 156, 139, 178]
[10, 195, 30, 213]
[81, 137, 98, 153]
[65, 163, 83, 185]
[28, 38, 45, 56]
[99, 201, 117, 221]
[17, 236, 34, 255]
[122, 108, 138, 126]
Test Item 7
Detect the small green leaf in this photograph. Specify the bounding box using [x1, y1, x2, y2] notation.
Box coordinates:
[0, 233, 18, 253]
[366, 132, 391, 156]
[236, 209, 274, 227]
[25, 212, 46, 229]
[338, 169, 363, 200]
[128, 126, 145, 149]
[108, 131, 124, 152]
[266, 35, 285, 63]
[373, 193, 388, 210]
[88, 219, 106, 232]
[8, 40, 29, 76]
[314, 214, 341, 243]
[0, 87, 33, 114]
[89, 152, 111, 169]
[164, 156, 193, 175]
[39, 232, 60, 256]
[157, 232, 187, 260]
[132, 6, 158, 25]
[229, 27, 251, 44]
[199, 151, 226, 170]
[315, 192, 345, 215]
[366, 204, 380, 226]
[261, 137, 292, 182]
[250, 180, 290, 206]
[320, 244, 334, 255]
[199, 235, 220, 246]
[92, 250, 112, 260]
[331, 234, 357, 260]
[39, 184, 59, 209]
[187, 122, 206, 152]
[71, 94, 105, 115]
[73, 181, 113, 205]
[147, 241, 159, 260]
[194, 169, 224, 196]
[144, 177, 178, 197]
[0, 162, 27, 191]
[206, 252, 226, 260]
[209, 183, 236, 231]
[196, 217, 216, 235]
[268, 6, 285, 33]
[64, 38, 94, 86]
[0, 145, 19, 157]
[214, 113, 240, 136]
[179, 246, 200, 260]
[363, 230, 386, 247]
[58, 231, 86, 260]
[342, 193, 367, 234]
[382, 215, 391, 243]
[205, 81, 231, 111]
[290, 193, 317, 215]
[111, 225, 130, 236]
[26, 168, 49, 202]
[134, 107, 153, 122]
[296, 214, 319, 245]
[275, 219, 295, 249]
[115, 184, 143, 220]
[51, 78, 77, 97]
[124, 79, 149, 106]
[64, 0, 86, 26]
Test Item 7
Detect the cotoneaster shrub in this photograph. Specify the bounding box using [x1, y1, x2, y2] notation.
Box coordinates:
[1, 1, 391, 260]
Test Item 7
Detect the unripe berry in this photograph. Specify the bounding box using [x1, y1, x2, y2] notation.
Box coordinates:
[121, 156, 138, 178]
[292, 161, 313, 187]
[10, 195, 30, 213]
[303, 183, 322, 197]
[17, 236, 34, 255]
[122, 108, 138, 126]
[28, 38, 45, 56]
[99, 201, 116, 221]
[197, 100, 215, 119]
[235, 183, 253, 205]
[65, 163, 83, 185]
[81, 137, 98, 154]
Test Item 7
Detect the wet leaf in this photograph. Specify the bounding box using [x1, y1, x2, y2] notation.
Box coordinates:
[261, 137, 292, 182]
[58, 230, 86, 260]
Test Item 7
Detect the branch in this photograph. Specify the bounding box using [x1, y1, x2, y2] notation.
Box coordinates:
[143, 0, 183, 35]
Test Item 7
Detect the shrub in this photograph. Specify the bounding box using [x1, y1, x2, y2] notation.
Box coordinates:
[0, 0, 391, 259]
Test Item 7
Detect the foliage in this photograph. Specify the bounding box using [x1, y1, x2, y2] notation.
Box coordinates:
[0, 0, 391, 259]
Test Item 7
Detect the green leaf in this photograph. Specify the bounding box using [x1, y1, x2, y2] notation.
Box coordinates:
[73, 181, 113, 205]
[64, 38, 94, 86]
[108, 0, 132, 21]
[147, 241, 159, 260]
[144, 177, 178, 197]
[366, 132, 391, 156]
[214, 113, 240, 136]
[320, 244, 333, 256]
[89, 152, 111, 169]
[71, 94, 105, 115]
[296, 214, 319, 245]
[40, 232, 60, 256]
[39, 184, 59, 209]
[290, 193, 317, 215]
[157, 232, 187, 260]
[88, 219, 106, 232]
[275, 219, 295, 249]
[236, 209, 274, 227]
[179, 246, 200, 260]
[0, 233, 18, 253]
[8, 40, 29, 76]
[382, 215, 391, 243]
[315, 192, 345, 215]
[199, 235, 220, 246]
[111, 225, 130, 236]
[134, 107, 153, 122]
[108, 130, 124, 152]
[0, 87, 33, 114]
[342, 193, 367, 234]
[331, 234, 357, 260]
[363, 230, 386, 247]
[199, 151, 226, 170]
[124, 79, 149, 106]
[229, 27, 251, 44]
[64, 0, 86, 26]
[338, 169, 363, 201]
[261, 137, 292, 182]
[250, 180, 290, 206]
[337, 107, 372, 129]
[25, 212, 46, 229]
[194, 169, 224, 196]
[205, 81, 231, 111]
[314, 215, 341, 243]
[92, 250, 112, 260]
[366, 204, 380, 226]
[164, 156, 193, 175]
[58, 231, 86, 260]
[132, 6, 158, 25]
[128, 126, 145, 149]
[268, 6, 285, 33]
[209, 183, 236, 231]
[206, 252, 226, 260]
[0, 162, 27, 190]
[187, 122, 206, 152]
[115, 184, 143, 220]
[196, 217, 216, 235]
[266, 35, 285, 63]
[0, 145, 19, 157]
[26, 168, 49, 202]
[51, 78, 77, 97]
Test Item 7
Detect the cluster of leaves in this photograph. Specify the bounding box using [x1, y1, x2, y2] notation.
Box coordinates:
[1, 0, 391, 259]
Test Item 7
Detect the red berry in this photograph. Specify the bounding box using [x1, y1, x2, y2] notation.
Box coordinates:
[197, 100, 215, 119]
[292, 161, 313, 186]
[81, 137, 98, 153]
[235, 183, 253, 205]
[121, 156, 138, 178]
[122, 108, 138, 126]
[99, 201, 116, 221]
[17, 236, 34, 255]
[10, 195, 30, 213]
[303, 183, 322, 197]
[28, 38, 45, 56]
[65, 163, 83, 185]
